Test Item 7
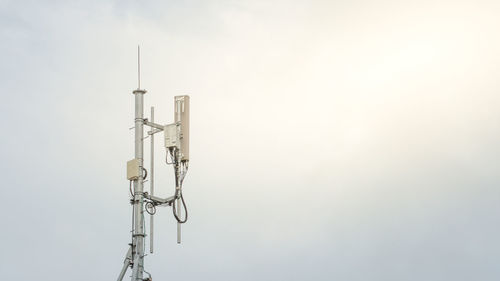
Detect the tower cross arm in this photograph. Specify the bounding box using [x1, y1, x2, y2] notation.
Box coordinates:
[143, 119, 164, 130]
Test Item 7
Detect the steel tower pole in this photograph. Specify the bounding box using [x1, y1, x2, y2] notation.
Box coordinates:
[132, 88, 146, 280]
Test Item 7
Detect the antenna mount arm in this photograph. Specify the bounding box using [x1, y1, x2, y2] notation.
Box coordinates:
[143, 119, 164, 130]
[144, 192, 176, 206]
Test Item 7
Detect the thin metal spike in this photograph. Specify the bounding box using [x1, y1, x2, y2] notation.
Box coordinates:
[138, 45, 141, 89]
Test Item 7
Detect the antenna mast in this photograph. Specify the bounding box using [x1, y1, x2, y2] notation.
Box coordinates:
[117, 47, 191, 281]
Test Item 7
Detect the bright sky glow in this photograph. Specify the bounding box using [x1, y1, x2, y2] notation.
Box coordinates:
[1, 1, 499, 280]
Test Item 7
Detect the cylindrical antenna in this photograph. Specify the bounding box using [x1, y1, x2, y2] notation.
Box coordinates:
[137, 45, 141, 89]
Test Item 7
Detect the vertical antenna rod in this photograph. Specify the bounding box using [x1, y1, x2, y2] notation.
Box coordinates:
[137, 45, 141, 89]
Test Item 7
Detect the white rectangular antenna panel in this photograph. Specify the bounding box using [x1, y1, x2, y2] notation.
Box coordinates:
[175, 95, 189, 161]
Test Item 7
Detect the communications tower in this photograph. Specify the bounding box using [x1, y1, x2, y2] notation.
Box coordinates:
[117, 47, 191, 281]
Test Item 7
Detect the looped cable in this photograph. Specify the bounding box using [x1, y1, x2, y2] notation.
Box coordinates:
[172, 190, 188, 223]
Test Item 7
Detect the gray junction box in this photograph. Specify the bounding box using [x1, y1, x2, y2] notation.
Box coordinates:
[127, 159, 140, 180]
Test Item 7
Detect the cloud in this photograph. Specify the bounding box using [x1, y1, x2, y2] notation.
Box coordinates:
[1, 0, 499, 280]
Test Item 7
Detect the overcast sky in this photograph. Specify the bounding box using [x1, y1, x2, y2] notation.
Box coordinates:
[1, 0, 500, 280]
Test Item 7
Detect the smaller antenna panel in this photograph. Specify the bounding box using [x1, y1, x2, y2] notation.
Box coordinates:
[164, 124, 178, 148]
